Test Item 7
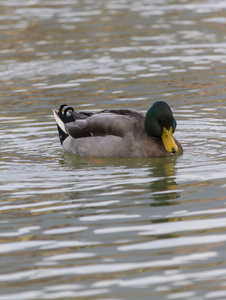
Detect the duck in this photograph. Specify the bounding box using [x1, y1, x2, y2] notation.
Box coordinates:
[52, 101, 183, 158]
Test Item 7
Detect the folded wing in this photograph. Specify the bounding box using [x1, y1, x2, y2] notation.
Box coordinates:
[66, 109, 144, 139]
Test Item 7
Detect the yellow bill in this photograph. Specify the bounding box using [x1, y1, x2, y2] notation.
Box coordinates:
[161, 127, 178, 154]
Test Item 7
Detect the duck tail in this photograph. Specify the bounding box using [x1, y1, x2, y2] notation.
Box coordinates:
[52, 104, 75, 145]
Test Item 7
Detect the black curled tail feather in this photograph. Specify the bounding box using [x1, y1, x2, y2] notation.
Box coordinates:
[56, 104, 75, 145]
[58, 104, 75, 122]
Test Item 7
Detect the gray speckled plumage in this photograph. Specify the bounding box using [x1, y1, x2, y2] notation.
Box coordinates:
[53, 104, 183, 158]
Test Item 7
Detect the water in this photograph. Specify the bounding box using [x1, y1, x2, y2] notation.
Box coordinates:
[0, 0, 226, 299]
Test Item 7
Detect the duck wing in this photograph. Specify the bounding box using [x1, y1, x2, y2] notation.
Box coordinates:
[66, 109, 145, 139]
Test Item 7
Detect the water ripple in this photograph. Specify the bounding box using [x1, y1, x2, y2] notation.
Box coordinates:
[1, 0, 226, 299]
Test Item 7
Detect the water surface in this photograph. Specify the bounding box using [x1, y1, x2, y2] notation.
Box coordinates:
[0, 0, 226, 299]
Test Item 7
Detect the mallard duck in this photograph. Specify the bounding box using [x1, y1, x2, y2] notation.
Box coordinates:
[53, 101, 183, 158]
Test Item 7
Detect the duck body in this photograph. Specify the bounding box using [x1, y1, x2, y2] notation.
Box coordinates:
[53, 101, 183, 158]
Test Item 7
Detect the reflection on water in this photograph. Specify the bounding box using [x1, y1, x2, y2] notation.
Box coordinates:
[148, 157, 181, 204]
[0, 0, 226, 299]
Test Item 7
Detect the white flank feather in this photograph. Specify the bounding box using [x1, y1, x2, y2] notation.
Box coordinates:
[52, 109, 67, 134]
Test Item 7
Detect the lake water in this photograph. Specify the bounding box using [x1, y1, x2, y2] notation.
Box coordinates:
[0, 0, 226, 299]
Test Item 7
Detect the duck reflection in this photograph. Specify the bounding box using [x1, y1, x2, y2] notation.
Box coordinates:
[59, 152, 181, 207]
[148, 156, 181, 206]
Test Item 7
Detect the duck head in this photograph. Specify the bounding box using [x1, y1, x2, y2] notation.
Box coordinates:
[145, 101, 178, 154]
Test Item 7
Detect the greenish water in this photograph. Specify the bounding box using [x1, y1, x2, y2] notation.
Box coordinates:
[0, 1, 226, 299]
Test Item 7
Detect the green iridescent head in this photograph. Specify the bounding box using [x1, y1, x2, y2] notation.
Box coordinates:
[145, 101, 178, 154]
